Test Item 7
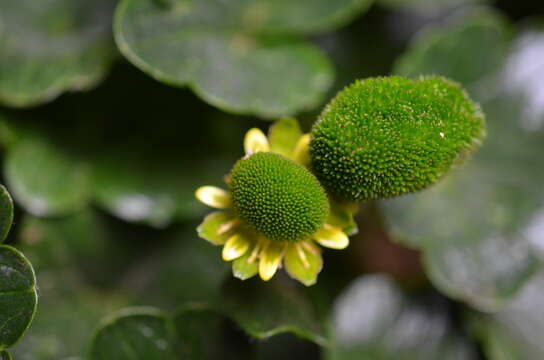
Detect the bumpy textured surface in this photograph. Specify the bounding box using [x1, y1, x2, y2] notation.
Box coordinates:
[310, 76, 486, 201]
[230, 152, 329, 242]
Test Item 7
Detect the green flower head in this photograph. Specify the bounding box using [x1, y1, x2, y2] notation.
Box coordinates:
[310, 76, 486, 202]
[230, 152, 329, 243]
[195, 118, 357, 286]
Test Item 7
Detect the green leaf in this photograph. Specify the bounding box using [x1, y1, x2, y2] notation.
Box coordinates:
[0, 0, 116, 107]
[421, 233, 538, 311]
[381, 9, 544, 311]
[173, 304, 321, 360]
[114, 0, 371, 117]
[131, 227, 230, 308]
[0, 186, 14, 243]
[4, 136, 91, 217]
[12, 211, 130, 360]
[220, 277, 328, 346]
[88, 307, 178, 360]
[395, 7, 511, 98]
[379, 0, 489, 13]
[254, 333, 320, 360]
[91, 152, 214, 227]
[11, 285, 126, 360]
[328, 274, 478, 360]
[467, 272, 544, 360]
[0, 245, 38, 350]
[173, 304, 250, 360]
[502, 21, 544, 132]
[18, 210, 134, 287]
[0, 116, 18, 150]
[1, 77, 240, 225]
[173, 305, 224, 360]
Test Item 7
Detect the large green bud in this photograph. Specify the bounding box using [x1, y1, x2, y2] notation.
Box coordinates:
[229, 152, 329, 242]
[310, 76, 485, 202]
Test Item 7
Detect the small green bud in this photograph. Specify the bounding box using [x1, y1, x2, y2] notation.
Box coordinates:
[310, 76, 485, 201]
[230, 152, 329, 242]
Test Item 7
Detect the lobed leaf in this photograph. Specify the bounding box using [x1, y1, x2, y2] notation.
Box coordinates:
[114, 0, 372, 117]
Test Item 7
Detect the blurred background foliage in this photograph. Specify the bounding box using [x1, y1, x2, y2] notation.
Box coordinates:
[0, 0, 543, 359]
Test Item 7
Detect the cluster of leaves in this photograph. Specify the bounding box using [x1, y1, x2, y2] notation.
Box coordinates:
[0, 0, 543, 359]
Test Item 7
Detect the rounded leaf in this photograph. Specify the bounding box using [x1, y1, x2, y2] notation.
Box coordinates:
[0, 186, 14, 243]
[112, 0, 360, 117]
[0, 0, 116, 107]
[88, 307, 178, 360]
[4, 137, 90, 217]
[330, 275, 478, 359]
[0, 245, 38, 350]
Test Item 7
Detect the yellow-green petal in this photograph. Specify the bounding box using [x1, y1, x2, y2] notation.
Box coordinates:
[222, 233, 251, 261]
[232, 247, 259, 280]
[244, 128, 269, 155]
[313, 224, 349, 249]
[284, 242, 323, 286]
[196, 211, 237, 245]
[293, 134, 311, 167]
[327, 201, 359, 236]
[195, 186, 232, 209]
[268, 117, 302, 158]
[259, 241, 284, 281]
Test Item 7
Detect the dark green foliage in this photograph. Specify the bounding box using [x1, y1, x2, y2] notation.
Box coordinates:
[0, 245, 38, 350]
[230, 152, 329, 242]
[0, 0, 116, 107]
[113, 0, 373, 117]
[1, 2, 544, 359]
[310, 76, 486, 201]
[88, 308, 178, 360]
[0, 186, 13, 243]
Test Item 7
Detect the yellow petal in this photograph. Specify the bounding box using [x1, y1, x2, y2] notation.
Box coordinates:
[222, 233, 251, 261]
[293, 134, 311, 166]
[196, 211, 237, 245]
[284, 242, 322, 286]
[313, 224, 349, 249]
[295, 243, 309, 268]
[195, 186, 232, 209]
[232, 243, 259, 280]
[259, 241, 284, 281]
[268, 117, 302, 158]
[244, 128, 270, 155]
